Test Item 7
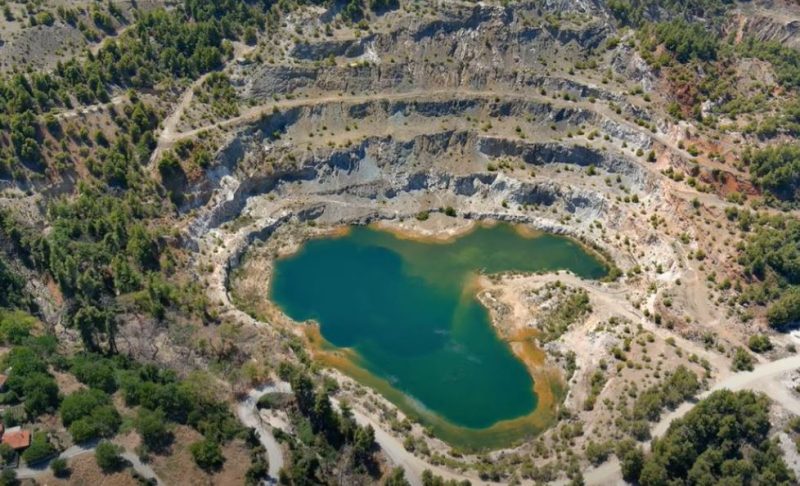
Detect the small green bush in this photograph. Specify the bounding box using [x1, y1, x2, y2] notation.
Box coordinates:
[22, 432, 55, 465]
[95, 441, 123, 473]
[748, 335, 773, 353]
[50, 457, 69, 478]
[190, 439, 224, 471]
[732, 347, 755, 371]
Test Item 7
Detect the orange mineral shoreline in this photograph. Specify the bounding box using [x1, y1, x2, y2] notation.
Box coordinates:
[300, 288, 565, 451]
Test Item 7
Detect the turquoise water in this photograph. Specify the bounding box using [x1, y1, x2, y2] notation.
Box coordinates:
[270, 223, 607, 430]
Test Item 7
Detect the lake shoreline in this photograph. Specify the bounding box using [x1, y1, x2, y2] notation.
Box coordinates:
[268, 217, 606, 450]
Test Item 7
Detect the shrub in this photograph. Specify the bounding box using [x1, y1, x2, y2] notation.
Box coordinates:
[3, 344, 59, 425]
[68, 419, 98, 443]
[732, 347, 755, 371]
[0, 469, 17, 486]
[50, 457, 69, 478]
[69, 355, 117, 393]
[245, 455, 269, 485]
[652, 20, 718, 63]
[60, 389, 112, 426]
[620, 447, 644, 483]
[738, 216, 800, 302]
[585, 440, 611, 465]
[738, 38, 800, 89]
[748, 334, 773, 353]
[628, 419, 651, 441]
[95, 441, 123, 473]
[21, 432, 56, 465]
[538, 289, 591, 342]
[0, 311, 36, 345]
[243, 26, 257, 46]
[0, 444, 15, 466]
[190, 439, 224, 471]
[744, 144, 800, 201]
[34, 11, 55, 26]
[638, 390, 794, 484]
[631, 365, 699, 425]
[136, 408, 172, 452]
[157, 152, 184, 181]
[256, 392, 292, 410]
[60, 389, 120, 442]
[68, 405, 120, 442]
[384, 467, 409, 486]
[768, 289, 800, 330]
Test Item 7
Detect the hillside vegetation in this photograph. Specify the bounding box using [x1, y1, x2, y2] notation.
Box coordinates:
[1, 0, 800, 484]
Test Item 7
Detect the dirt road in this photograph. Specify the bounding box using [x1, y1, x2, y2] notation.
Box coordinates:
[583, 353, 800, 485]
[16, 439, 163, 484]
[237, 383, 291, 482]
[341, 401, 479, 486]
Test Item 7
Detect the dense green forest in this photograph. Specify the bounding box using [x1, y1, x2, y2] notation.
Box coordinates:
[743, 145, 800, 203]
[626, 390, 795, 485]
[607, 0, 733, 26]
[0, 0, 272, 178]
[649, 20, 719, 63]
[0, 0, 275, 351]
[725, 208, 800, 328]
[0, 308, 266, 478]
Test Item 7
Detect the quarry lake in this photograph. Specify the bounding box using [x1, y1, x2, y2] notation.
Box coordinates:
[270, 222, 608, 446]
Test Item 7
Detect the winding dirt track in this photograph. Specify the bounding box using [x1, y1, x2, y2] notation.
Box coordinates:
[147, 71, 211, 166]
[341, 402, 472, 486]
[148, 78, 798, 222]
[156, 87, 650, 150]
[238, 354, 800, 486]
[582, 354, 800, 486]
[236, 384, 290, 483]
[15, 439, 163, 484]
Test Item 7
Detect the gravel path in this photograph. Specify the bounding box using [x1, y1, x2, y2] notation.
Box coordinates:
[582, 354, 800, 485]
[15, 438, 162, 484]
[341, 402, 478, 486]
[237, 383, 291, 483]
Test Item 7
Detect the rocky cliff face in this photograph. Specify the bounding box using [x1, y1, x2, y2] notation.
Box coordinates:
[183, 0, 667, 243]
[731, 1, 800, 49]
[237, 1, 616, 100]
[186, 117, 653, 245]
